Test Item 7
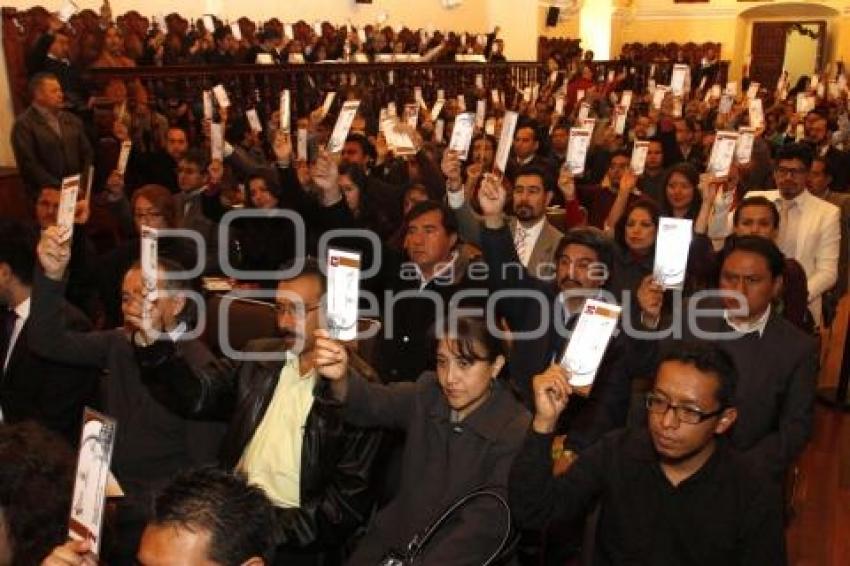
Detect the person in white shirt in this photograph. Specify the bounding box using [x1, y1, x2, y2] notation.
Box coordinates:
[747, 143, 840, 327]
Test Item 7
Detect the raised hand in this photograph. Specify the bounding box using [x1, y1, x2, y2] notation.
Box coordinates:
[314, 329, 349, 381]
[40, 539, 96, 566]
[441, 150, 463, 190]
[311, 150, 341, 205]
[636, 274, 664, 323]
[37, 226, 72, 281]
[557, 167, 576, 202]
[478, 172, 507, 219]
[531, 364, 572, 433]
[273, 131, 293, 163]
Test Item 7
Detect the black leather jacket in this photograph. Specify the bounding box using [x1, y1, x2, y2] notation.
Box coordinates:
[135, 337, 380, 553]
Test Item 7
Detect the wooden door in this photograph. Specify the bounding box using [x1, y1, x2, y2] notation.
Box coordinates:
[750, 22, 787, 88]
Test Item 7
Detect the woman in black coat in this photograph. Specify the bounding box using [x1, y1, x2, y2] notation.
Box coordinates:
[315, 316, 531, 565]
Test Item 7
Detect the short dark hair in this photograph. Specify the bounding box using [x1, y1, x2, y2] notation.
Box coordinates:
[609, 149, 631, 163]
[515, 121, 540, 142]
[28, 72, 59, 97]
[405, 200, 458, 236]
[733, 196, 780, 229]
[514, 164, 554, 193]
[721, 235, 785, 279]
[279, 256, 327, 293]
[775, 143, 814, 169]
[150, 467, 276, 564]
[658, 341, 738, 408]
[555, 226, 615, 273]
[811, 155, 836, 180]
[180, 148, 210, 173]
[337, 162, 369, 191]
[435, 315, 504, 364]
[0, 422, 75, 565]
[344, 133, 377, 161]
[0, 219, 37, 286]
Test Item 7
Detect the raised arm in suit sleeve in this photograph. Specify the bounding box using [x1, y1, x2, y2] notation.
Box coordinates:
[447, 191, 484, 247]
[134, 336, 238, 421]
[341, 370, 419, 431]
[28, 268, 108, 368]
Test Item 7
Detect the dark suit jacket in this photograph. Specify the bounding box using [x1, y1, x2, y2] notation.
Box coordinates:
[1, 301, 98, 446]
[479, 224, 650, 451]
[11, 105, 93, 198]
[652, 306, 818, 478]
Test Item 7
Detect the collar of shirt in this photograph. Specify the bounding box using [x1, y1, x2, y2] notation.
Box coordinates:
[723, 303, 771, 337]
[774, 189, 809, 211]
[517, 154, 535, 166]
[281, 352, 317, 384]
[516, 216, 546, 247]
[415, 250, 460, 290]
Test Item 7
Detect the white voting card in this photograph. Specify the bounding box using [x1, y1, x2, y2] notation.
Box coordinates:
[68, 408, 117, 559]
[670, 64, 689, 96]
[327, 249, 362, 341]
[707, 131, 739, 178]
[210, 122, 224, 161]
[297, 128, 309, 162]
[630, 141, 649, 176]
[559, 299, 622, 388]
[116, 141, 132, 176]
[748, 98, 764, 129]
[321, 92, 336, 118]
[494, 111, 518, 174]
[57, 175, 81, 241]
[203, 90, 213, 120]
[653, 217, 693, 290]
[736, 127, 756, 165]
[246, 109, 263, 133]
[565, 128, 592, 176]
[212, 84, 230, 108]
[475, 99, 486, 129]
[448, 112, 475, 161]
[431, 100, 445, 120]
[327, 100, 361, 154]
[746, 82, 760, 100]
[280, 90, 291, 132]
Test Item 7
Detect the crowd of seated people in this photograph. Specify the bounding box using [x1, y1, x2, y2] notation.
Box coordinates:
[2, 6, 850, 562]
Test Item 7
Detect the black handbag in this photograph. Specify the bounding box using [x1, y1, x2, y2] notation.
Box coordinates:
[378, 488, 513, 566]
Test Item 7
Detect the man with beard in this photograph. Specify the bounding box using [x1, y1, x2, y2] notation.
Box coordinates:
[510, 342, 786, 565]
[131, 258, 380, 565]
[447, 161, 563, 280]
[476, 175, 650, 563]
[475, 175, 644, 444]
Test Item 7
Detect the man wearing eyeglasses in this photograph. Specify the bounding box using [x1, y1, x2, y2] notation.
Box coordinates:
[747, 143, 840, 328]
[132, 258, 380, 565]
[509, 341, 786, 565]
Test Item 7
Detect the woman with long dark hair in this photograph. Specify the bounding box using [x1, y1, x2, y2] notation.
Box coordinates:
[315, 315, 530, 565]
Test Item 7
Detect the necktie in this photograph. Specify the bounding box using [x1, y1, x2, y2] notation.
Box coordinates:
[514, 225, 529, 266]
[0, 309, 18, 373]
